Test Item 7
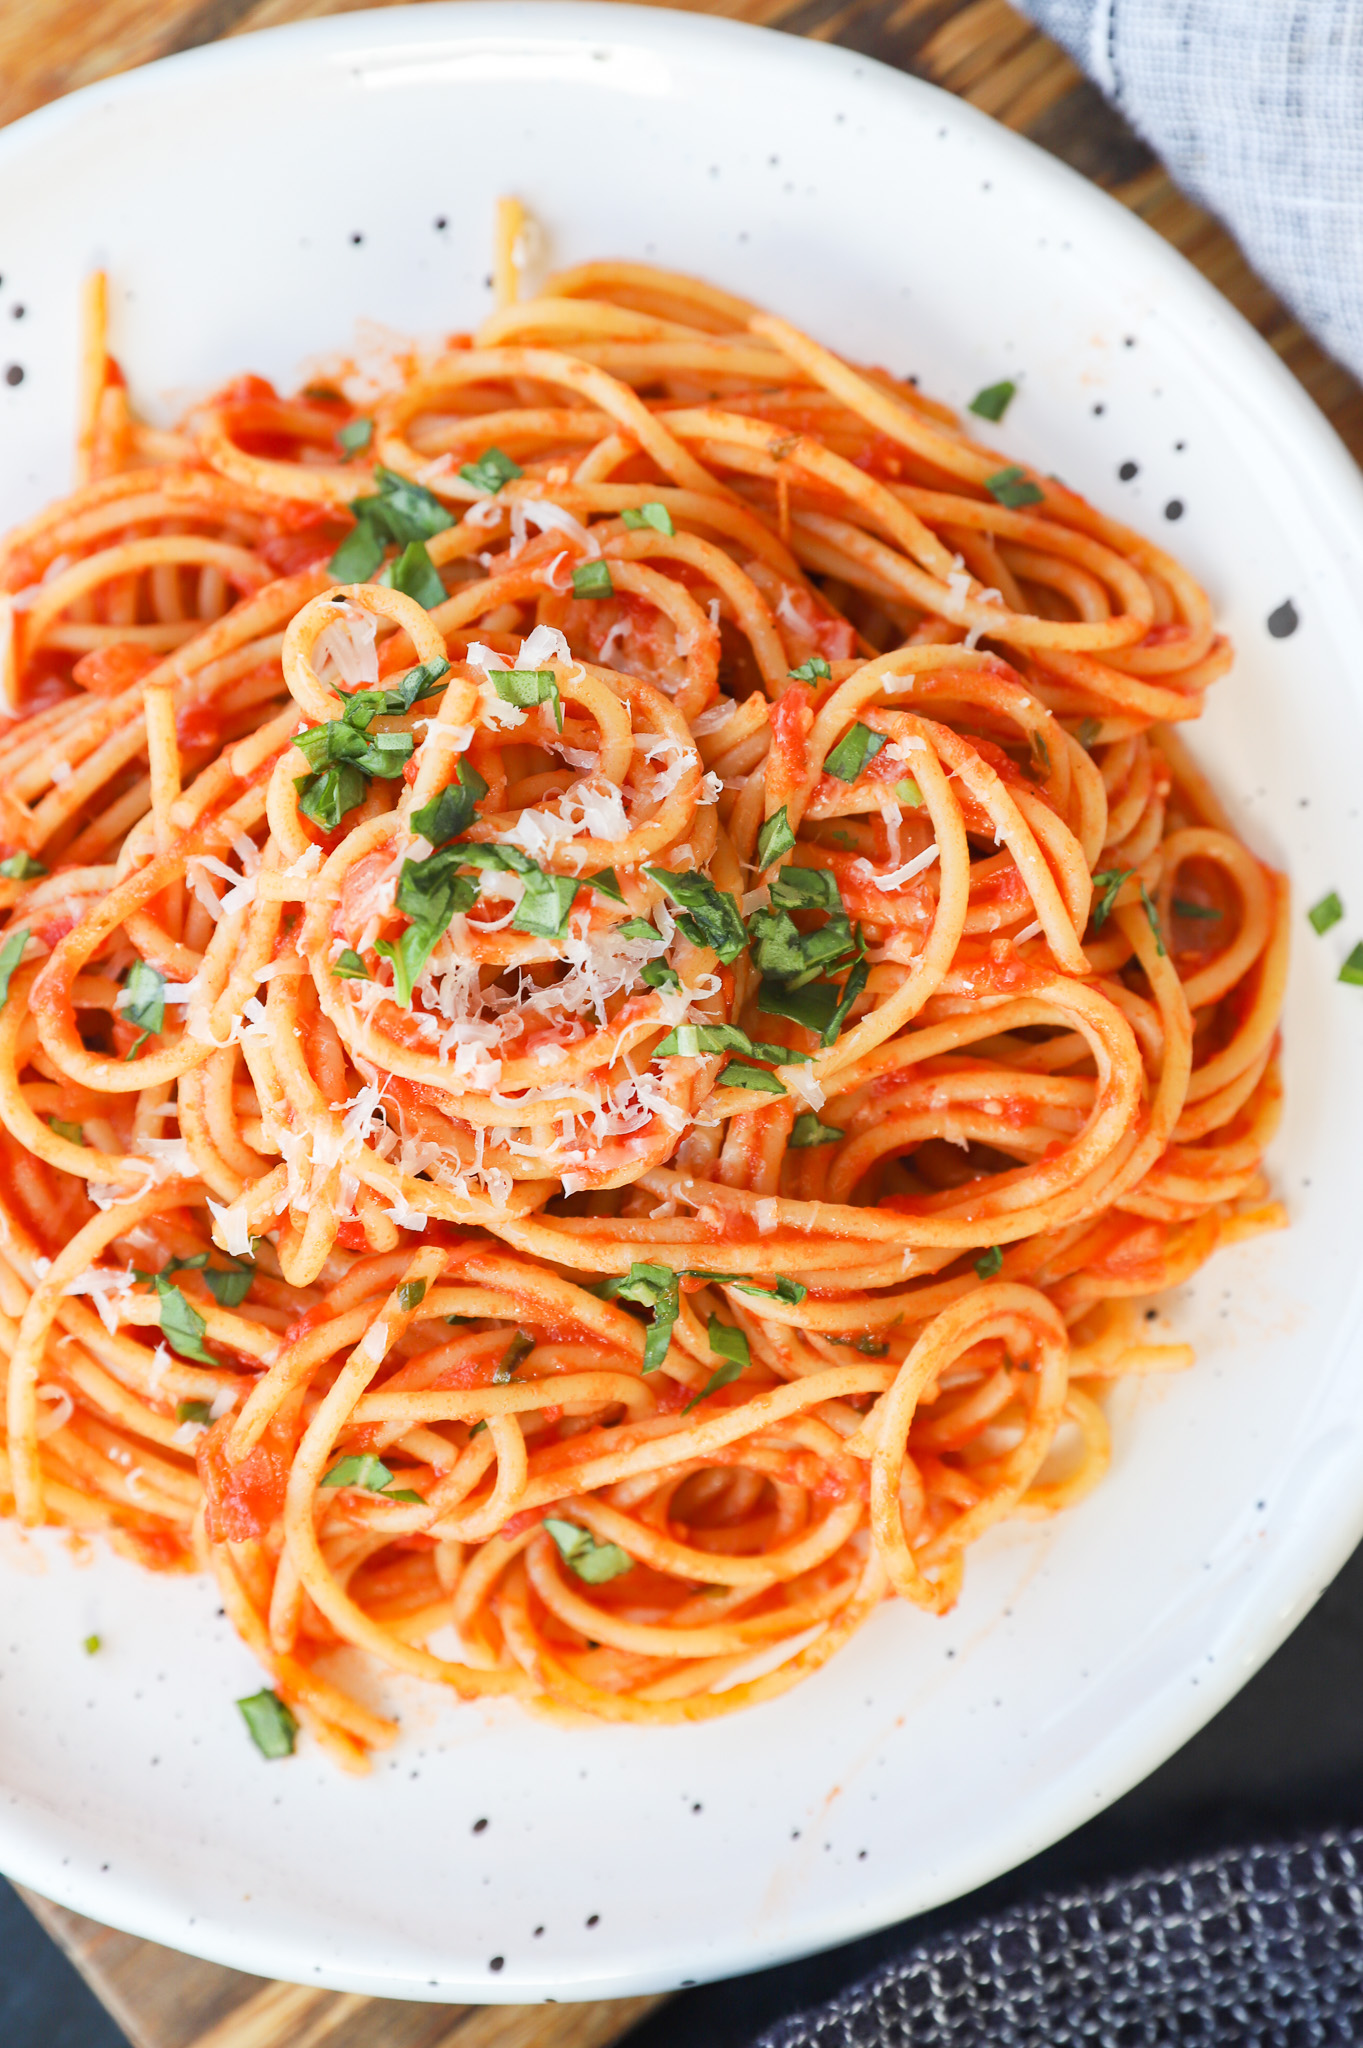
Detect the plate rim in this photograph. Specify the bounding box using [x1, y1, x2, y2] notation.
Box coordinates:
[2, 0, 1363, 2000]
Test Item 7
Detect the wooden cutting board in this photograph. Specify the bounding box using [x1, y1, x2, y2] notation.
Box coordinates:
[5, 2, 1362, 2044]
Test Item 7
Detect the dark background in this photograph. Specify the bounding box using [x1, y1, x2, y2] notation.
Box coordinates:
[7, 1537, 1363, 2048]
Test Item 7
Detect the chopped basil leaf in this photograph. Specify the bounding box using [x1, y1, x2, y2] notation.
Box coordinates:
[645, 868, 748, 963]
[292, 703, 414, 778]
[788, 657, 831, 681]
[332, 948, 370, 980]
[328, 519, 385, 582]
[543, 1517, 633, 1584]
[1173, 898, 1223, 922]
[494, 1329, 534, 1382]
[598, 1261, 678, 1373]
[200, 1259, 254, 1308]
[493, 667, 562, 729]
[1076, 717, 1102, 751]
[121, 957, 166, 1036]
[758, 977, 841, 1036]
[83, 1633, 101, 1655]
[586, 867, 624, 903]
[398, 1280, 427, 1313]
[682, 1347, 747, 1414]
[641, 958, 680, 991]
[337, 417, 374, 456]
[1090, 867, 1134, 931]
[383, 1489, 425, 1505]
[152, 1276, 216, 1365]
[968, 379, 1017, 422]
[747, 906, 858, 988]
[383, 655, 451, 712]
[353, 465, 453, 544]
[717, 1060, 786, 1094]
[410, 759, 489, 845]
[1139, 880, 1166, 957]
[894, 778, 923, 807]
[175, 1399, 213, 1425]
[823, 724, 887, 782]
[511, 869, 580, 939]
[984, 465, 1044, 509]
[615, 917, 659, 942]
[1339, 943, 1363, 986]
[374, 927, 437, 1007]
[975, 1245, 1003, 1279]
[378, 539, 446, 609]
[682, 1271, 807, 1307]
[620, 501, 674, 536]
[1308, 891, 1344, 935]
[396, 845, 481, 932]
[768, 866, 841, 913]
[654, 1021, 753, 1058]
[322, 1452, 398, 1491]
[790, 1112, 845, 1147]
[757, 806, 796, 870]
[459, 447, 522, 495]
[48, 1116, 83, 1145]
[295, 761, 368, 830]
[706, 1314, 749, 1371]
[572, 559, 614, 599]
[1029, 728, 1052, 778]
[0, 853, 46, 879]
[450, 841, 536, 875]
[822, 955, 869, 1046]
[237, 1689, 297, 1760]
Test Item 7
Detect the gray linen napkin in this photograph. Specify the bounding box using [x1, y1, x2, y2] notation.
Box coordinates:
[752, 1828, 1363, 2046]
[1016, 0, 1363, 382]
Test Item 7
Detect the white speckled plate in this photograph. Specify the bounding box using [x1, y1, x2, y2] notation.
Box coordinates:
[1, 2, 1362, 2004]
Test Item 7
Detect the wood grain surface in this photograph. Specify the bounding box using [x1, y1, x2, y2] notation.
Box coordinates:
[4, 1, 1361, 2044]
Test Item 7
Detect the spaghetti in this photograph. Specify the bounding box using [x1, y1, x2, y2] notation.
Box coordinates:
[0, 208, 1286, 1766]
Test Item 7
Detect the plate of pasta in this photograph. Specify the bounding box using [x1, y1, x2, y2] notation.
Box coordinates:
[0, 0, 1361, 2004]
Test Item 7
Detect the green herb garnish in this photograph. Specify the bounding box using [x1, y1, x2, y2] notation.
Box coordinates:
[237, 1689, 297, 1760]
[1090, 868, 1134, 931]
[493, 1329, 534, 1382]
[410, 759, 490, 845]
[788, 657, 831, 682]
[1308, 891, 1344, 935]
[572, 560, 614, 599]
[975, 1245, 1003, 1278]
[597, 1262, 679, 1374]
[968, 380, 1016, 422]
[459, 447, 522, 496]
[823, 724, 886, 782]
[757, 806, 795, 870]
[493, 668, 562, 730]
[332, 948, 370, 980]
[175, 1399, 213, 1425]
[378, 539, 446, 609]
[645, 868, 748, 963]
[984, 465, 1044, 509]
[543, 1517, 633, 1583]
[337, 417, 374, 457]
[0, 853, 46, 879]
[49, 1117, 83, 1145]
[621, 502, 674, 536]
[790, 1113, 845, 1147]
[1173, 898, 1223, 922]
[1340, 943, 1363, 986]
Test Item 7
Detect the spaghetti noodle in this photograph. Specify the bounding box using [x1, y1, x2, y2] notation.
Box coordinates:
[0, 209, 1286, 1765]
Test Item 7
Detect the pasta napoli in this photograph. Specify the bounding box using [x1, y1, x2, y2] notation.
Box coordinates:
[0, 208, 1286, 1766]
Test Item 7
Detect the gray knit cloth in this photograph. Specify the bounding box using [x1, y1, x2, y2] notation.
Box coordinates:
[754, 1830, 1363, 2046]
[1014, 1, 1363, 382]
